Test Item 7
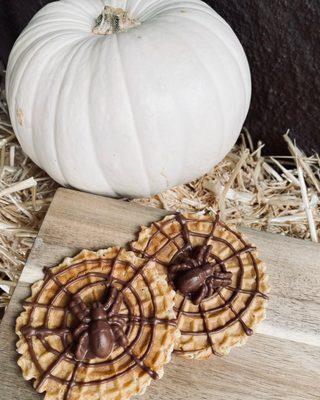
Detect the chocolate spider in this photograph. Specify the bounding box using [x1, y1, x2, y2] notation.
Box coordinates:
[168, 245, 232, 305]
[69, 285, 128, 361]
[21, 284, 160, 379]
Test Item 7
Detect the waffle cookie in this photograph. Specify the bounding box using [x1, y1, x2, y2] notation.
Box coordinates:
[131, 213, 269, 360]
[16, 247, 178, 400]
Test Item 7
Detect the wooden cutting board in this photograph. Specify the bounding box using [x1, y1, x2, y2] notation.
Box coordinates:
[0, 188, 319, 400]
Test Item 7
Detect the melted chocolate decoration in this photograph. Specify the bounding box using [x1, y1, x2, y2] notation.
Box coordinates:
[21, 326, 70, 339]
[133, 213, 268, 357]
[168, 245, 233, 305]
[20, 251, 175, 399]
[68, 296, 118, 361]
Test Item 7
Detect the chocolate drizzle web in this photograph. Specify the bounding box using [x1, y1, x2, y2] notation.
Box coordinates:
[132, 213, 268, 357]
[19, 250, 176, 400]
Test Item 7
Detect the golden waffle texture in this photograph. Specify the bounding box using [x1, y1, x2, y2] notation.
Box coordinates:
[131, 213, 269, 359]
[16, 247, 178, 400]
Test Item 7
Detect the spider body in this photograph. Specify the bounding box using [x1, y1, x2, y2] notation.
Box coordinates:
[87, 303, 115, 359]
[175, 262, 219, 295]
[69, 286, 127, 361]
[169, 245, 232, 305]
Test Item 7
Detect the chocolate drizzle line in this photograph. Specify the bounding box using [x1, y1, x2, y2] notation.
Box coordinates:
[132, 213, 268, 356]
[64, 361, 80, 400]
[20, 250, 175, 399]
[199, 303, 222, 357]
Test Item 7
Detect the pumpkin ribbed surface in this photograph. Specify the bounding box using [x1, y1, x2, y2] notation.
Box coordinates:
[6, 0, 251, 197]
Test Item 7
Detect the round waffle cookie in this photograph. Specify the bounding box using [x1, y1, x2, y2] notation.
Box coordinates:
[16, 247, 178, 400]
[131, 213, 269, 360]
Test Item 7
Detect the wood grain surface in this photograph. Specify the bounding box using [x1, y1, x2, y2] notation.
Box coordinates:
[0, 188, 319, 400]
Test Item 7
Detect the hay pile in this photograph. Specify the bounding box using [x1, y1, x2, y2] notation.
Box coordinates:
[0, 71, 319, 319]
[134, 130, 320, 242]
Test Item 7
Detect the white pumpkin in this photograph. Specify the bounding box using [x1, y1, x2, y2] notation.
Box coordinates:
[6, 0, 251, 198]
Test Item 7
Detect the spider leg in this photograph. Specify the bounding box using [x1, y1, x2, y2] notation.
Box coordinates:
[189, 259, 199, 268]
[206, 279, 216, 298]
[169, 262, 192, 275]
[103, 285, 118, 311]
[208, 271, 232, 288]
[171, 243, 192, 264]
[105, 287, 123, 316]
[194, 245, 212, 264]
[69, 296, 90, 323]
[192, 284, 208, 305]
[75, 331, 90, 361]
[102, 285, 119, 311]
[206, 274, 224, 298]
[111, 322, 128, 348]
[215, 271, 232, 285]
[203, 245, 212, 263]
[108, 315, 126, 328]
[73, 322, 89, 340]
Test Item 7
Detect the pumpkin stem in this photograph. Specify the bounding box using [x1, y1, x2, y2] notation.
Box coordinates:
[93, 6, 140, 35]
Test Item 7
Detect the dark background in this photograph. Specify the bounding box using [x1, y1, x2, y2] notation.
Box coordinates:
[0, 0, 319, 155]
